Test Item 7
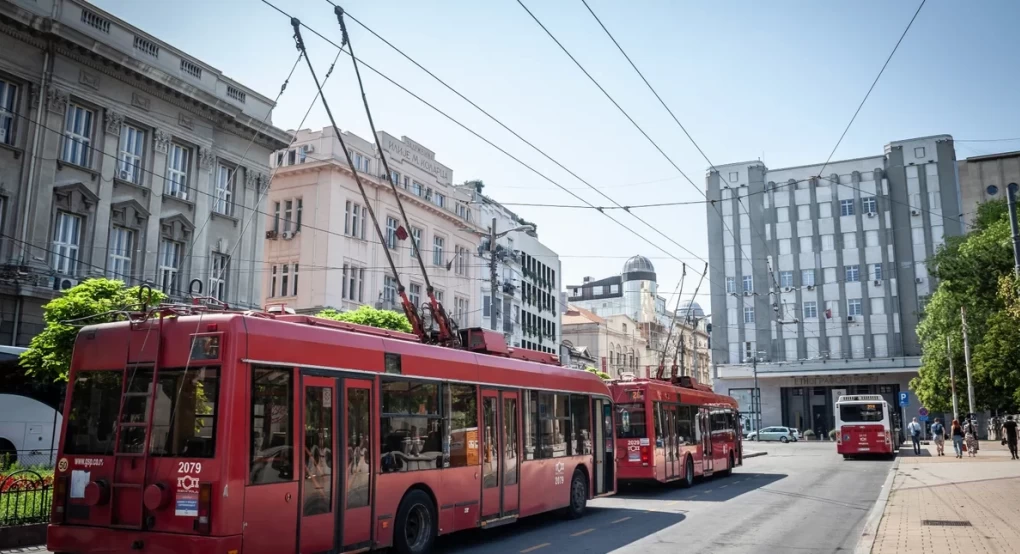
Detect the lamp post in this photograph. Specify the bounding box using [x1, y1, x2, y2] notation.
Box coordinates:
[744, 350, 767, 441]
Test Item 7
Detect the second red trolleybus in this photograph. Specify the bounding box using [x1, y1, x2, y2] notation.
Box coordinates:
[46, 307, 616, 554]
[835, 394, 896, 459]
[610, 374, 742, 487]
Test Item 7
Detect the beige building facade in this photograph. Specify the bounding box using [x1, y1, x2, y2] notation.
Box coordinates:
[264, 127, 484, 329]
[0, 0, 288, 345]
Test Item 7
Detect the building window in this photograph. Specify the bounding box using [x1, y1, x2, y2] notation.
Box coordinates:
[292, 264, 299, 296]
[847, 298, 863, 316]
[107, 226, 134, 280]
[284, 200, 293, 233]
[295, 198, 302, 231]
[433, 192, 445, 208]
[432, 236, 445, 266]
[987, 184, 999, 196]
[454, 244, 468, 275]
[383, 275, 397, 306]
[287, 150, 296, 165]
[742, 275, 753, 292]
[209, 253, 229, 301]
[844, 265, 860, 282]
[801, 269, 815, 287]
[341, 264, 365, 302]
[409, 283, 421, 307]
[483, 295, 491, 318]
[412, 181, 424, 197]
[345, 201, 366, 239]
[280, 264, 289, 297]
[166, 143, 190, 199]
[270, 265, 277, 297]
[0, 79, 16, 145]
[839, 199, 854, 217]
[914, 146, 925, 159]
[52, 212, 82, 275]
[390, 170, 400, 186]
[214, 165, 234, 216]
[385, 217, 398, 249]
[62, 103, 94, 167]
[117, 124, 145, 184]
[871, 263, 883, 281]
[803, 301, 818, 319]
[862, 196, 877, 214]
[411, 227, 423, 261]
[158, 239, 182, 294]
[725, 277, 736, 294]
[743, 306, 755, 324]
[273, 202, 281, 233]
[729, 171, 738, 182]
[455, 297, 469, 323]
[780, 271, 794, 288]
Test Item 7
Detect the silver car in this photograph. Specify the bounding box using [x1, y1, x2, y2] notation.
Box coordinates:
[747, 426, 796, 443]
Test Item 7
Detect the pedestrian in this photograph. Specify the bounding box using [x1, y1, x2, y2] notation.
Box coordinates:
[951, 419, 965, 458]
[964, 416, 979, 457]
[907, 417, 922, 455]
[931, 418, 946, 456]
[1002, 415, 1018, 460]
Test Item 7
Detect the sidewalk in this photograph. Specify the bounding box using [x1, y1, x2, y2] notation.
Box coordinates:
[862, 440, 1020, 554]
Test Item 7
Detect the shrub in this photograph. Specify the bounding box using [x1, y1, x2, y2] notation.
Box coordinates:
[828, 429, 839, 441]
[802, 429, 816, 439]
[316, 306, 413, 333]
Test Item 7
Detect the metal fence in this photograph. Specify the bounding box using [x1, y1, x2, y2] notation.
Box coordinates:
[0, 469, 53, 527]
[1, 449, 57, 470]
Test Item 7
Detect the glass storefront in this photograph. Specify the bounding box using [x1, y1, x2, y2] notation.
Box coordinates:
[780, 384, 901, 439]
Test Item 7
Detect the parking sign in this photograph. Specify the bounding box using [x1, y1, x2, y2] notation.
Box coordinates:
[898, 392, 909, 407]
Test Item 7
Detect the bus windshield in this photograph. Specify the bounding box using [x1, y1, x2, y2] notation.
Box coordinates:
[615, 403, 647, 439]
[839, 403, 884, 423]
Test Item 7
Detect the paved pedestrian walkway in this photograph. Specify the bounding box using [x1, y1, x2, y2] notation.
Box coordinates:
[864, 440, 1020, 554]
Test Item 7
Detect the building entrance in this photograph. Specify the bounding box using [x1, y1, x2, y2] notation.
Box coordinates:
[781, 384, 901, 440]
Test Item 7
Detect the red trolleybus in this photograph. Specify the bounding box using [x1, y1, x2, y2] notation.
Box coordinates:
[610, 375, 741, 487]
[47, 309, 616, 554]
[835, 394, 896, 459]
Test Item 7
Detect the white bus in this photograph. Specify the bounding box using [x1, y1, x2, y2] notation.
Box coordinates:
[835, 394, 895, 459]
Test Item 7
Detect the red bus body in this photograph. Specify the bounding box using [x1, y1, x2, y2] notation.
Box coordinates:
[835, 395, 896, 457]
[48, 313, 616, 554]
[609, 377, 741, 485]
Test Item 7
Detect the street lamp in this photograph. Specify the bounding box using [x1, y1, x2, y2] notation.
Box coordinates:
[744, 350, 767, 442]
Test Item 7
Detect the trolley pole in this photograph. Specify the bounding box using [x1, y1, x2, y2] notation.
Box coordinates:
[946, 334, 959, 421]
[961, 306, 976, 418]
[489, 217, 498, 332]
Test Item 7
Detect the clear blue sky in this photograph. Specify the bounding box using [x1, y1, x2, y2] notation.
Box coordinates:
[93, 0, 1020, 312]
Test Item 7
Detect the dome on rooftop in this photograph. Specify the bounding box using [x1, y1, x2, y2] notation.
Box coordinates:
[622, 255, 655, 275]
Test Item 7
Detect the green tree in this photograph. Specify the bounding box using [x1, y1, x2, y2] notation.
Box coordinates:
[585, 366, 612, 381]
[912, 199, 1018, 413]
[19, 279, 165, 382]
[316, 305, 413, 333]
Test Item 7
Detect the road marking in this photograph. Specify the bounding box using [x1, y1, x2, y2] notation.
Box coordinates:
[612, 516, 632, 524]
[688, 494, 698, 498]
[704, 489, 713, 493]
[571, 528, 595, 537]
[721, 484, 729, 488]
[521, 544, 550, 553]
[666, 500, 679, 505]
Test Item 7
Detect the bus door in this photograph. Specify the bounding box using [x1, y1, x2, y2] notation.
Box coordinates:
[481, 388, 519, 521]
[700, 407, 713, 474]
[664, 405, 678, 480]
[600, 400, 615, 494]
[340, 379, 374, 550]
[593, 398, 615, 495]
[298, 376, 338, 554]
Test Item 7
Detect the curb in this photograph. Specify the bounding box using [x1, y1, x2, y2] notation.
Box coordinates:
[854, 456, 900, 554]
[743, 451, 767, 459]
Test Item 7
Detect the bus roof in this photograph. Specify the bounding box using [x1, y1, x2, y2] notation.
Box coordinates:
[74, 312, 610, 397]
[835, 394, 886, 404]
[608, 378, 737, 409]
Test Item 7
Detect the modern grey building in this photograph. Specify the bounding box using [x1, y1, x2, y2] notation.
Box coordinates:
[957, 149, 1020, 227]
[706, 135, 963, 438]
[0, 0, 290, 345]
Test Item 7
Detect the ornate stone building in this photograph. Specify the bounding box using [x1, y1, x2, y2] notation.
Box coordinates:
[0, 0, 290, 345]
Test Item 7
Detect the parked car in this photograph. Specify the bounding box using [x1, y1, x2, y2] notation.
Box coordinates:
[746, 426, 797, 443]
[790, 428, 803, 440]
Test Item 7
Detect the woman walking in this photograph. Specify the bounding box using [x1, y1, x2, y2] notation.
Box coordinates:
[951, 419, 965, 458]
[964, 417, 979, 457]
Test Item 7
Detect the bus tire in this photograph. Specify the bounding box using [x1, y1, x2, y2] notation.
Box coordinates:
[721, 452, 735, 476]
[681, 456, 695, 488]
[565, 469, 588, 519]
[393, 489, 437, 554]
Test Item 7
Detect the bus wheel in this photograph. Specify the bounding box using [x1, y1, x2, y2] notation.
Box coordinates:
[681, 457, 695, 488]
[565, 469, 588, 519]
[394, 489, 437, 554]
[721, 452, 735, 476]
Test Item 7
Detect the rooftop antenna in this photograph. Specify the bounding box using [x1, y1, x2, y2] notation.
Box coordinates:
[655, 263, 685, 380]
[290, 18, 427, 341]
[333, 5, 457, 345]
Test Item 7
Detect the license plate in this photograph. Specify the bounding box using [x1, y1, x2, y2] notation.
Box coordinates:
[628, 452, 640, 462]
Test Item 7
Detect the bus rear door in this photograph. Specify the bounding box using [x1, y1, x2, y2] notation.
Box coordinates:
[480, 388, 519, 523]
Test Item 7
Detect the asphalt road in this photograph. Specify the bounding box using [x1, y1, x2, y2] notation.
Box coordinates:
[438, 441, 894, 553]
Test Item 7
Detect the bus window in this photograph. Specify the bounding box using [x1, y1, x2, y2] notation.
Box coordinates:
[570, 395, 591, 455]
[524, 391, 537, 461]
[380, 379, 443, 472]
[65, 371, 122, 455]
[303, 386, 333, 516]
[446, 384, 478, 468]
[346, 388, 370, 509]
[147, 367, 219, 457]
[250, 368, 293, 485]
[503, 397, 518, 486]
[839, 403, 884, 422]
[537, 393, 570, 459]
[676, 406, 695, 445]
[482, 397, 498, 488]
[653, 403, 663, 447]
[615, 403, 646, 439]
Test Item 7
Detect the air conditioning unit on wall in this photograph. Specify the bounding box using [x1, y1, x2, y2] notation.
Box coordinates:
[54, 277, 79, 291]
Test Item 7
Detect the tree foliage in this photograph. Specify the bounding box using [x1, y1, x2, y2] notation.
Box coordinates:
[912, 199, 1019, 413]
[19, 279, 166, 382]
[585, 366, 612, 381]
[316, 305, 413, 333]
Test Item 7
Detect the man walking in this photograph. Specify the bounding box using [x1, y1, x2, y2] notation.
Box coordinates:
[1003, 415, 1018, 460]
[907, 417, 922, 455]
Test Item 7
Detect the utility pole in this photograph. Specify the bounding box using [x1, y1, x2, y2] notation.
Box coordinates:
[946, 334, 959, 421]
[960, 306, 976, 419]
[1008, 183, 1020, 275]
[750, 353, 761, 442]
[489, 217, 498, 332]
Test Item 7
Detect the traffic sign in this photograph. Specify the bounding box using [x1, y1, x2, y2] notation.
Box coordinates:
[919, 415, 929, 422]
[898, 392, 909, 407]
[919, 407, 929, 417]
